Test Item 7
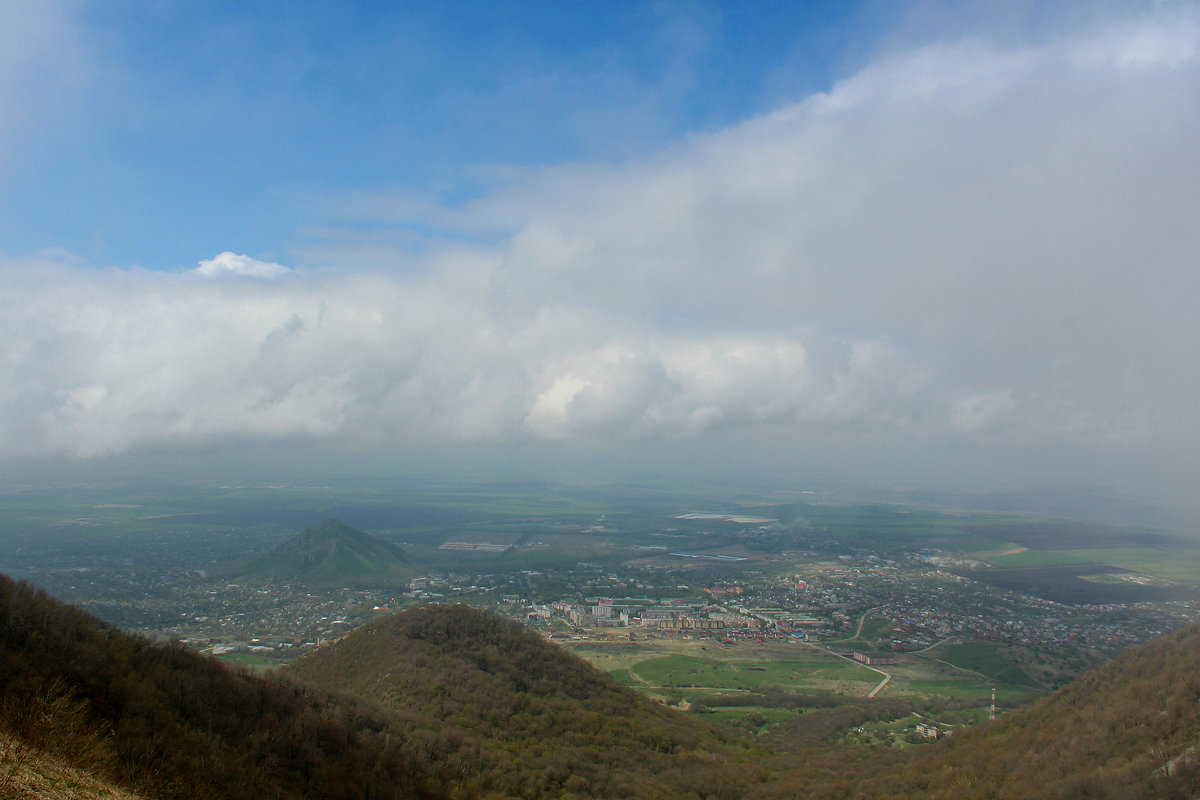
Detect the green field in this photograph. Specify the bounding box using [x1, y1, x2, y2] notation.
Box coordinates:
[833, 611, 892, 642]
[981, 545, 1200, 586]
[565, 634, 1050, 711]
[1059, 548, 1200, 586]
[212, 652, 288, 671]
[924, 641, 1040, 687]
[983, 548, 1096, 567]
[700, 706, 798, 735]
[566, 640, 884, 696]
[630, 652, 876, 692]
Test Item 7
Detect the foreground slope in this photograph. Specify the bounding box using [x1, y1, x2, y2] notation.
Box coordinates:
[286, 603, 754, 799]
[6, 567, 1200, 799]
[0, 574, 439, 800]
[0, 731, 151, 800]
[236, 518, 419, 587]
[756, 622, 1200, 799]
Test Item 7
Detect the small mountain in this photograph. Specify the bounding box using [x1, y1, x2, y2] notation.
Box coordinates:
[285, 603, 750, 799]
[238, 518, 418, 587]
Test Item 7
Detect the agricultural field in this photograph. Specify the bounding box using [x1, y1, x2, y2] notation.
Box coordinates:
[566, 639, 875, 694]
[563, 634, 1041, 739]
[565, 636, 1037, 704]
[963, 564, 1187, 604]
[630, 652, 875, 693]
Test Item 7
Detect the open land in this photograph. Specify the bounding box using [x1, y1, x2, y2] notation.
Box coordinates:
[1, 481, 1197, 739]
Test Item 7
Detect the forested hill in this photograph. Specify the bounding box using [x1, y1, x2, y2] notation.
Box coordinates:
[756, 621, 1200, 799]
[0, 573, 441, 800]
[284, 603, 753, 798]
[5, 568, 1200, 799]
[0, 574, 754, 799]
[233, 517, 419, 587]
[886, 620, 1200, 798]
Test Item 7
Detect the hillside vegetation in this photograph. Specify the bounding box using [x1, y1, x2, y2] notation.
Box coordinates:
[4, 570, 1200, 798]
[286, 604, 755, 798]
[864, 622, 1200, 799]
[1, 730, 150, 800]
[0, 574, 439, 800]
[752, 623, 1200, 799]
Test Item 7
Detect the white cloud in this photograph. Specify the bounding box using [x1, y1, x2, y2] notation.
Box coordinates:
[195, 252, 290, 279]
[0, 5, 1197, 500]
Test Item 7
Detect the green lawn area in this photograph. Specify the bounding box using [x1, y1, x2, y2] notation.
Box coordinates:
[212, 652, 287, 670]
[631, 653, 876, 692]
[607, 668, 636, 685]
[887, 654, 1043, 701]
[979, 544, 1200, 585]
[902, 677, 1028, 700]
[1060, 548, 1200, 586]
[572, 639, 1051, 704]
[699, 707, 797, 734]
[928, 642, 1040, 687]
[984, 549, 1095, 567]
[856, 614, 892, 640]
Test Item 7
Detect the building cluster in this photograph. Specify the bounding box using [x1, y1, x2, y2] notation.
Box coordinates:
[853, 651, 900, 666]
[503, 551, 1200, 660]
[437, 542, 512, 552]
[533, 597, 766, 632]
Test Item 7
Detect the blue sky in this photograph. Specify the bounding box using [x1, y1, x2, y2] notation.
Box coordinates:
[2, 1, 876, 268]
[1, 1, 1198, 514]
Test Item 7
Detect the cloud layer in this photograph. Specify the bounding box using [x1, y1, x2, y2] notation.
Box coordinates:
[1, 7, 1197, 495]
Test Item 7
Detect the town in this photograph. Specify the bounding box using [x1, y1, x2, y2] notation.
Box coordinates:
[127, 537, 1198, 689]
[4, 487, 1198, 697]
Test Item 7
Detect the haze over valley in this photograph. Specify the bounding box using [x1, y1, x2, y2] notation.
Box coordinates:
[2, 1, 1199, 797]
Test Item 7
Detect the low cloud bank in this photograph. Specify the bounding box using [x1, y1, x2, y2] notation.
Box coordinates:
[0, 8, 1196, 497]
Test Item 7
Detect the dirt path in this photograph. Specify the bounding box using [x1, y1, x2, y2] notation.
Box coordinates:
[830, 604, 887, 644]
[803, 640, 893, 698]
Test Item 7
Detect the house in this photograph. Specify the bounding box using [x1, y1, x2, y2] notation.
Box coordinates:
[852, 651, 899, 666]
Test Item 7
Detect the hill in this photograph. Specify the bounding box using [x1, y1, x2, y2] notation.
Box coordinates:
[6, 568, 1200, 799]
[753, 622, 1200, 799]
[0, 575, 751, 799]
[890, 621, 1200, 798]
[0, 573, 440, 800]
[285, 603, 753, 798]
[235, 518, 418, 587]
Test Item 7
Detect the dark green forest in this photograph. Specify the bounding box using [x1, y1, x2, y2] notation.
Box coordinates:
[3, 572, 1200, 799]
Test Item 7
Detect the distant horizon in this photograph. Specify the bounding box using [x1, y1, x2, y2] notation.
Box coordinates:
[1, 1, 1197, 526]
[0, 453, 1188, 530]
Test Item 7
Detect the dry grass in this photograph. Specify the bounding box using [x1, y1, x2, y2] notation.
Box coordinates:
[0, 733, 146, 800]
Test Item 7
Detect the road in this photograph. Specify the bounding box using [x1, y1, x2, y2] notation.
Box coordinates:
[803, 640, 893, 698]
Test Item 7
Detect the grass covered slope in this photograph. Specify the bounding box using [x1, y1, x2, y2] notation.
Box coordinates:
[756, 623, 1200, 799]
[0, 574, 439, 800]
[286, 603, 754, 799]
[1, 731, 152, 800]
[237, 518, 419, 587]
[902, 622, 1200, 799]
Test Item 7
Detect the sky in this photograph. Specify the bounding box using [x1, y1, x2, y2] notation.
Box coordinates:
[0, 1, 1197, 514]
